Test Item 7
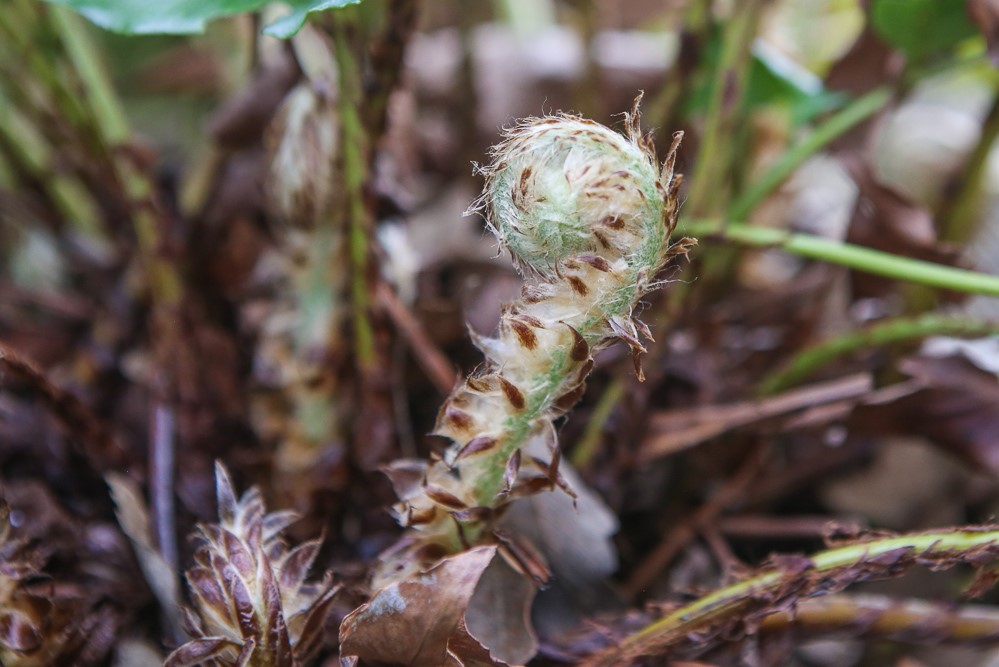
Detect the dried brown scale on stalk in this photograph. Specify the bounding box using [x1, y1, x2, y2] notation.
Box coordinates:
[371, 97, 694, 586]
[164, 463, 338, 667]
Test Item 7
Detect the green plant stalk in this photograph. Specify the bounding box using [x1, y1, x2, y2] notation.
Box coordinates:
[727, 87, 891, 222]
[758, 314, 999, 395]
[0, 0, 181, 304]
[332, 14, 376, 368]
[0, 96, 103, 237]
[48, 5, 129, 144]
[571, 377, 624, 468]
[648, 0, 710, 132]
[586, 528, 999, 666]
[684, 0, 763, 299]
[683, 219, 999, 297]
[0, 2, 92, 132]
[685, 0, 763, 218]
[122, 169, 183, 304]
[937, 85, 999, 244]
[712, 28, 987, 228]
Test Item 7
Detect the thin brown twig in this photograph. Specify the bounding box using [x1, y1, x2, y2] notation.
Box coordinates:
[150, 401, 178, 578]
[757, 593, 999, 645]
[699, 522, 745, 577]
[0, 340, 124, 470]
[377, 280, 457, 395]
[718, 515, 865, 541]
[641, 373, 872, 462]
[365, 0, 419, 141]
[623, 444, 769, 599]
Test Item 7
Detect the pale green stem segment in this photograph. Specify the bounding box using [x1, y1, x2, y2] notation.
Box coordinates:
[682, 219, 999, 297]
[587, 528, 999, 666]
[758, 313, 999, 395]
[48, 6, 130, 144]
[571, 378, 625, 468]
[471, 248, 667, 522]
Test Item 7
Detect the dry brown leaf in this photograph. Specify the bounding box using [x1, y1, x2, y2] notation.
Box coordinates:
[340, 546, 539, 666]
[499, 460, 617, 593]
[463, 556, 538, 666]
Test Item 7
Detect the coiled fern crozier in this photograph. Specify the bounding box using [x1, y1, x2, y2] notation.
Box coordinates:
[376, 99, 693, 586]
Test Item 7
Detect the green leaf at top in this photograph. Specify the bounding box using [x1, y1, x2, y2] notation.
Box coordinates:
[683, 29, 842, 128]
[39, 0, 361, 38]
[262, 0, 360, 38]
[871, 0, 978, 62]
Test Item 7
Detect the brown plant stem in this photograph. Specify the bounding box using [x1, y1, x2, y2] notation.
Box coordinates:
[0, 340, 124, 470]
[623, 444, 769, 599]
[365, 0, 419, 140]
[641, 373, 873, 462]
[330, 10, 397, 467]
[757, 593, 999, 645]
[936, 83, 999, 244]
[150, 402, 178, 577]
[376, 280, 457, 395]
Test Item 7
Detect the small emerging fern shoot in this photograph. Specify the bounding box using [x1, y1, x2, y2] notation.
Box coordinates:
[165, 464, 338, 667]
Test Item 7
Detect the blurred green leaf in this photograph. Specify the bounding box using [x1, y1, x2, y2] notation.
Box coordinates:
[684, 28, 840, 127]
[38, 0, 360, 37]
[262, 0, 361, 38]
[871, 0, 978, 62]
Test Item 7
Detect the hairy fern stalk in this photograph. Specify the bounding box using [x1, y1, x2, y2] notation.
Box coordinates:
[377, 100, 692, 586]
[253, 81, 347, 506]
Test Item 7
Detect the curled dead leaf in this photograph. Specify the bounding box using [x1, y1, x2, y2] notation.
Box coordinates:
[340, 546, 538, 666]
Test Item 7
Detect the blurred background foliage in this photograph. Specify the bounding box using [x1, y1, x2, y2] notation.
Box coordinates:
[3, 0, 999, 665]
